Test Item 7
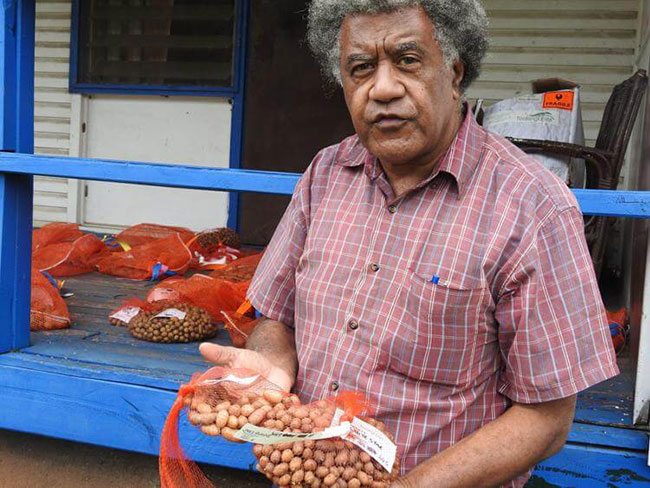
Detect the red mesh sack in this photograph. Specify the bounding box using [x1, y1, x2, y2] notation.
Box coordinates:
[220, 300, 260, 348]
[32, 222, 83, 252]
[108, 298, 155, 327]
[146, 274, 248, 322]
[159, 369, 400, 488]
[33, 233, 109, 277]
[188, 228, 243, 269]
[250, 393, 400, 487]
[208, 252, 264, 282]
[159, 367, 287, 488]
[96, 233, 193, 280]
[112, 223, 195, 250]
[30, 269, 70, 331]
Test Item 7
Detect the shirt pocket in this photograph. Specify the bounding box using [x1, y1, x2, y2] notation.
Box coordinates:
[383, 270, 490, 387]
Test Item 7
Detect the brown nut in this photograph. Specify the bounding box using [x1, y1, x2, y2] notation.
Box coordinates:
[196, 402, 212, 414]
[220, 427, 244, 443]
[292, 442, 304, 456]
[292, 469, 305, 484]
[272, 462, 289, 477]
[357, 471, 370, 486]
[289, 456, 302, 472]
[240, 404, 255, 417]
[227, 415, 239, 429]
[263, 389, 284, 405]
[304, 458, 317, 472]
[281, 449, 293, 463]
[270, 450, 281, 464]
[215, 410, 229, 429]
[200, 424, 220, 436]
[316, 466, 330, 478]
[323, 473, 339, 487]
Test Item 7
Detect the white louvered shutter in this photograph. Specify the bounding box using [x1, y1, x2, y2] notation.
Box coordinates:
[468, 0, 639, 167]
[34, 0, 74, 225]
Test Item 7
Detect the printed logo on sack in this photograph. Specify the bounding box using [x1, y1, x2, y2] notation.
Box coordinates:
[542, 91, 575, 111]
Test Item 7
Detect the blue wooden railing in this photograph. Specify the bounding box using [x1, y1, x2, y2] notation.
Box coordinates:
[3, 150, 650, 354]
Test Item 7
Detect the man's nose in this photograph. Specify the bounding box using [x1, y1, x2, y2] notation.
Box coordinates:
[369, 62, 405, 103]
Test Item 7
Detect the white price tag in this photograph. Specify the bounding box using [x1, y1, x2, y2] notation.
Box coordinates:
[234, 421, 351, 445]
[333, 408, 396, 473]
[109, 306, 141, 324]
[155, 308, 187, 320]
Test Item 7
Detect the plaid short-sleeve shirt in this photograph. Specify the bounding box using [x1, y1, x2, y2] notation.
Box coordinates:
[247, 112, 618, 487]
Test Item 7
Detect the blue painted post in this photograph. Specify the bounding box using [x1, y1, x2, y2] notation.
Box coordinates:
[227, 0, 251, 231]
[0, 0, 34, 353]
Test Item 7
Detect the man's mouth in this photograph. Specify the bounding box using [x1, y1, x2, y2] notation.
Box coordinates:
[372, 114, 409, 129]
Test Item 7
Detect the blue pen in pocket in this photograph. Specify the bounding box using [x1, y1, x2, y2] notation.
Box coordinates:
[430, 274, 440, 284]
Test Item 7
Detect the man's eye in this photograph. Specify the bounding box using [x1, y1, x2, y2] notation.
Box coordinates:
[399, 56, 419, 66]
[352, 63, 373, 74]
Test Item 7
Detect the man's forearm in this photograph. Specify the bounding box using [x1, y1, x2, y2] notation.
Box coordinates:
[394, 396, 576, 488]
[246, 318, 298, 389]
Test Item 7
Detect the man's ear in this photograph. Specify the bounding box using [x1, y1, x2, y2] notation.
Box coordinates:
[451, 59, 465, 101]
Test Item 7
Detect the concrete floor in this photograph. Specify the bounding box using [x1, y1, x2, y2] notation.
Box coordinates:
[0, 429, 271, 488]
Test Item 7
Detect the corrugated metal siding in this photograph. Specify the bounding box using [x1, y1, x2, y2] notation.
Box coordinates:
[467, 0, 639, 154]
[33, 0, 72, 225]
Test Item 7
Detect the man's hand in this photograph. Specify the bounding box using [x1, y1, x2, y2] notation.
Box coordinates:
[199, 343, 293, 392]
[389, 479, 411, 488]
[200, 317, 298, 392]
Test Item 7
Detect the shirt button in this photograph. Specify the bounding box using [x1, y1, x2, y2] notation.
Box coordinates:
[348, 319, 359, 330]
[388, 205, 397, 214]
[331, 381, 340, 392]
[370, 263, 380, 272]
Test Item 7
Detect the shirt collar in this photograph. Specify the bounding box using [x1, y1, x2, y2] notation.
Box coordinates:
[336, 105, 486, 198]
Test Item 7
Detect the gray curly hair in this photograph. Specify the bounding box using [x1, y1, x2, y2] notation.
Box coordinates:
[307, 0, 489, 93]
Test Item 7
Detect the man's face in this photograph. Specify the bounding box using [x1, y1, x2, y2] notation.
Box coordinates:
[339, 6, 464, 168]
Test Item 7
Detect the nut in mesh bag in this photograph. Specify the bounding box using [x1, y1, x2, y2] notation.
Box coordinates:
[159, 367, 290, 488]
[250, 398, 400, 488]
[186, 387, 299, 442]
[128, 302, 217, 343]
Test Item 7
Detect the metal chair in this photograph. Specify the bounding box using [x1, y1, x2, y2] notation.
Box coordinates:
[508, 70, 649, 279]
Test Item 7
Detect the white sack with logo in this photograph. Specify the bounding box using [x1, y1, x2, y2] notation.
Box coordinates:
[482, 80, 585, 186]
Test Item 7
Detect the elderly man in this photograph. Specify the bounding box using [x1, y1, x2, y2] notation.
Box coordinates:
[201, 1, 619, 486]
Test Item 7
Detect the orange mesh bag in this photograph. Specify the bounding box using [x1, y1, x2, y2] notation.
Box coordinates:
[107, 298, 154, 327]
[250, 392, 400, 487]
[30, 269, 70, 331]
[110, 223, 195, 251]
[188, 228, 243, 269]
[159, 368, 400, 488]
[220, 300, 260, 348]
[146, 274, 247, 322]
[33, 233, 109, 277]
[159, 367, 288, 488]
[32, 222, 83, 252]
[96, 233, 193, 280]
[208, 252, 264, 283]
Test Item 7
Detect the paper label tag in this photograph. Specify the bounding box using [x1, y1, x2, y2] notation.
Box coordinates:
[346, 417, 396, 473]
[203, 374, 260, 387]
[542, 91, 575, 111]
[109, 306, 141, 324]
[155, 308, 186, 320]
[234, 421, 351, 445]
[333, 409, 396, 473]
